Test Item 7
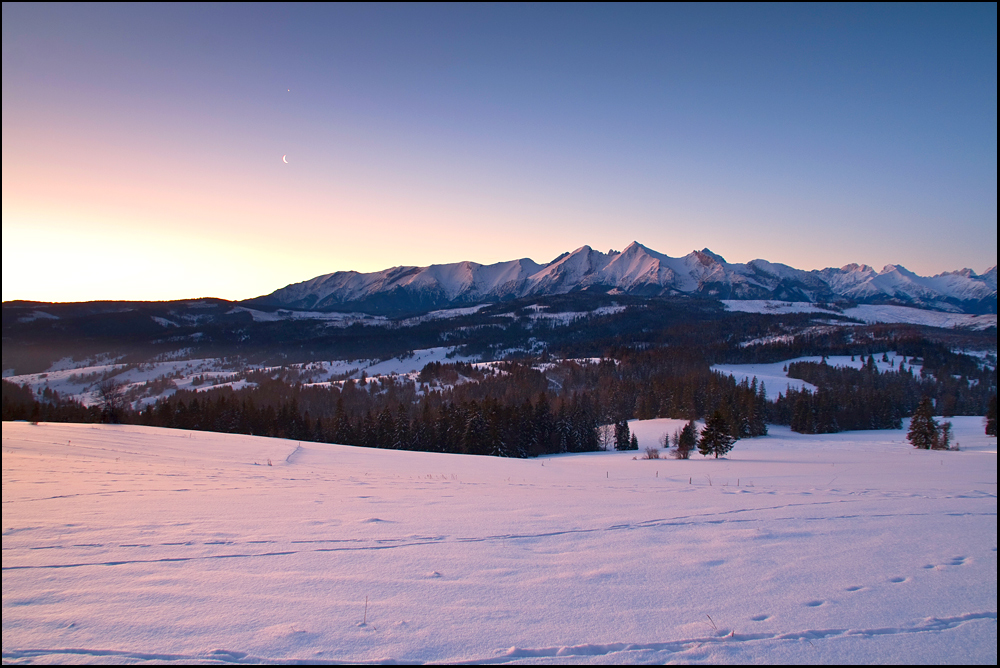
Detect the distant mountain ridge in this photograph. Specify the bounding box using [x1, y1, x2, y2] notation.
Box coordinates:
[253, 242, 997, 315]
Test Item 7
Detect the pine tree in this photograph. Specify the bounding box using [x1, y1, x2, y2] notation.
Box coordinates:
[791, 392, 814, 434]
[376, 406, 394, 448]
[614, 419, 631, 451]
[412, 401, 434, 452]
[673, 419, 697, 459]
[462, 403, 489, 456]
[360, 411, 378, 448]
[393, 403, 410, 450]
[907, 396, 938, 450]
[933, 421, 952, 451]
[331, 396, 353, 445]
[533, 394, 554, 456]
[698, 410, 736, 458]
[555, 404, 572, 453]
[987, 394, 997, 437]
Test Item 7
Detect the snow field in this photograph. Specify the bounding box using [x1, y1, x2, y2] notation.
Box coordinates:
[2, 418, 995, 664]
[4, 347, 485, 408]
[349, 346, 479, 379]
[4, 358, 243, 408]
[712, 353, 923, 394]
[722, 300, 997, 331]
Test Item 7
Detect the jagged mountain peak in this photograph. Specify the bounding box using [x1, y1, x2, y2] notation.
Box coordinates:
[840, 263, 875, 274]
[694, 248, 727, 265]
[254, 243, 996, 316]
[879, 263, 913, 275]
[939, 268, 978, 280]
[982, 266, 997, 290]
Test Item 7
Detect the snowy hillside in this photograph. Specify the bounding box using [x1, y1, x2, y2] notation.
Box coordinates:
[2, 346, 488, 408]
[3, 419, 995, 664]
[257, 242, 997, 314]
[712, 352, 929, 394]
[722, 300, 998, 331]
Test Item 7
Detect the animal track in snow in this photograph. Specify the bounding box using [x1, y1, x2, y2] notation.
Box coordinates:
[923, 555, 971, 570]
[6, 613, 996, 664]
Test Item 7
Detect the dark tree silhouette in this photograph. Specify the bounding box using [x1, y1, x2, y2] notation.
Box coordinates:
[907, 397, 938, 450]
[672, 420, 698, 459]
[698, 410, 736, 458]
[97, 379, 127, 424]
[987, 394, 997, 437]
[614, 419, 631, 451]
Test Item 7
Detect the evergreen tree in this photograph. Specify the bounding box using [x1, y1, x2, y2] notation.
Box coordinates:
[376, 406, 394, 447]
[790, 392, 814, 434]
[614, 419, 631, 451]
[555, 404, 572, 453]
[412, 401, 435, 452]
[331, 396, 353, 445]
[533, 394, 554, 456]
[934, 420, 952, 451]
[462, 403, 489, 455]
[393, 403, 411, 450]
[987, 394, 997, 437]
[360, 411, 378, 448]
[673, 419, 697, 459]
[907, 397, 938, 450]
[698, 410, 736, 458]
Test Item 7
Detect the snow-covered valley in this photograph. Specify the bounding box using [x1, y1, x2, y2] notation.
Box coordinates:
[3, 418, 996, 664]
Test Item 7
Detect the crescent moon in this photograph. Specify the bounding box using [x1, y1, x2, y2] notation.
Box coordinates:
[282, 155, 288, 164]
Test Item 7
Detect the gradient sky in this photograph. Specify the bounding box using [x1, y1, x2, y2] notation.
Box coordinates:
[3, 3, 996, 303]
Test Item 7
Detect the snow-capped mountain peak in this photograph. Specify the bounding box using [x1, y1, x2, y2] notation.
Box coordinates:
[254, 244, 997, 315]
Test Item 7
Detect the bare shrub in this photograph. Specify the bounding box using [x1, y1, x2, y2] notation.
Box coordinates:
[597, 424, 615, 451]
[97, 379, 127, 424]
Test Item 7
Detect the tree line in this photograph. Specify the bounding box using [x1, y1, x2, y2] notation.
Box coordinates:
[769, 350, 995, 434]
[4, 333, 994, 455]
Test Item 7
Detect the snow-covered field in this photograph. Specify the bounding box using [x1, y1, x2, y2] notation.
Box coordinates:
[2, 358, 247, 406]
[3, 347, 487, 408]
[712, 352, 923, 394]
[3, 418, 995, 664]
[722, 300, 998, 331]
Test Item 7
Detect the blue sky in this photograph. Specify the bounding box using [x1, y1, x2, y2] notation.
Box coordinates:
[3, 3, 996, 302]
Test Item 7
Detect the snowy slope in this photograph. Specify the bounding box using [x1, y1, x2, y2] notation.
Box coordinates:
[258, 243, 996, 314]
[266, 257, 545, 311]
[722, 300, 998, 330]
[712, 353, 924, 395]
[4, 346, 489, 407]
[3, 420, 995, 664]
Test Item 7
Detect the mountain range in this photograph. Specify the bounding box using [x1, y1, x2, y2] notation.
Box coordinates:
[254, 242, 997, 315]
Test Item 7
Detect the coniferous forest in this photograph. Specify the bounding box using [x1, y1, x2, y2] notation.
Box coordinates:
[4, 327, 995, 456]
